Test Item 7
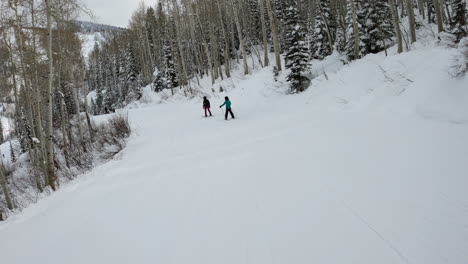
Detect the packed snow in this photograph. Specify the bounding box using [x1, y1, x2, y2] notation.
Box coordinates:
[0, 37, 467, 264]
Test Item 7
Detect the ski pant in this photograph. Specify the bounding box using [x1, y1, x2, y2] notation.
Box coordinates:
[204, 107, 212, 117]
[225, 108, 235, 119]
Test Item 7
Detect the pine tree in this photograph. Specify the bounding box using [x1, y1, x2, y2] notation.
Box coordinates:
[95, 86, 104, 114]
[9, 140, 16, 163]
[284, 0, 310, 92]
[362, 0, 394, 54]
[310, 0, 335, 59]
[334, 0, 348, 53]
[125, 42, 142, 103]
[335, 25, 347, 53]
[345, 0, 367, 60]
[163, 39, 178, 93]
[19, 107, 30, 153]
[153, 68, 167, 92]
[450, 0, 467, 42]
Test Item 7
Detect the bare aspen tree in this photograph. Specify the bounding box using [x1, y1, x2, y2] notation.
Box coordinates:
[0, 166, 14, 210]
[433, 0, 444, 32]
[406, 0, 417, 43]
[171, 0, 189, 87]
[258, 0, 269, 67]
[44, 0, 56, 191]
[72, 80, 84, 146]
[29, 0, 48, 185]
[233, 0, 249, 75]
[82, 67, 94, 140]
[195, 10, 216, 84]
[216, 0, 231, 77]
[442, 0, 452, 25]
[389, 0, 403, 53]
[417, 0, 425, 18]
[206, 1, 221, 81]
[265, 0, 282, 71]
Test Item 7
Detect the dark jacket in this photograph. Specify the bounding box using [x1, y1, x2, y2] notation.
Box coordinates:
[203, 98, 211, 108]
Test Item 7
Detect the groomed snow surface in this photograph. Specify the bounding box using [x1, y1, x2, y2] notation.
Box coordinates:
[1, 41, 467, 264]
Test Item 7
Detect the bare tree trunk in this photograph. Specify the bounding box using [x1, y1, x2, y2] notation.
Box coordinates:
[44, 0, 56, 191]
[0, 166, 14, 210]
[442, 0, 452, 25]
[406, 0, 417, 43]
[82, 78, 95, 141]
[184, 0, 205, 82]
[433, 0, 444, 32]
[266, 0, 282, 71]
[72, 85, 85, 149]
[209, 22, 220, 80]
[59, 94, 70, 168]
[217, 0, 231, 77]
[173, 0, 189, 87]
[389, 0, 403, 53]
[258, 0, 269, 67]
[30, 1, 49, 185]
[233, 1, 249, 75]
[196, 12, 216, 84]
[417, 0, 425, 18]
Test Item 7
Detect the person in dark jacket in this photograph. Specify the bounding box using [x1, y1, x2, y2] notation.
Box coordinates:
[203, 96, 212, 117]
[220, 96, 235, 120]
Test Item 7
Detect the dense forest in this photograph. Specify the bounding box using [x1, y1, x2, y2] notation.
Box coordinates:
[86, 0, 466, 114]
[0, 0, 466, 219]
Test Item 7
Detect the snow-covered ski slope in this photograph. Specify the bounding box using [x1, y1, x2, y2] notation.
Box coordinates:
[1, 40, 467, 264]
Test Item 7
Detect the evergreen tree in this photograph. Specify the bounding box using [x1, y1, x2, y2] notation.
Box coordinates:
[19, 107, 31, 153]
[163, 39, 178, 92]
[153, 68, 167, 92]
[310, 0, 335, 59]
[95, 85, 104, 114]
[284, 0, 310, 92]
[9, 140, 16, 163]
[345, 0, 367, 60]
[362, 0, 394, 54]
[450, 0, 467, 42]
[335, 25, 347, 53]
[125, 42, 142, 103]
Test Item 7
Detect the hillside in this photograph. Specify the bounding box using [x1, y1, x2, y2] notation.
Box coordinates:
[0, 30, 467, 264]
[74, 20, 125, 59]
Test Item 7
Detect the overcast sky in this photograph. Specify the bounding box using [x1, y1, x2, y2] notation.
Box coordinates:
[81, 0, 153, 28]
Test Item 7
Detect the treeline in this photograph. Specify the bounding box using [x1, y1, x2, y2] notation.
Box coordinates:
[87, 0, 466, 113]
[0, 0, 130, 219]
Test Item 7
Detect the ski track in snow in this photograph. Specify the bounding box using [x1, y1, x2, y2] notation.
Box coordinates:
[340, 200, 410, 264]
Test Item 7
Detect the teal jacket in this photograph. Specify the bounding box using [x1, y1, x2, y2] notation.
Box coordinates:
[220, 100, 232, 109]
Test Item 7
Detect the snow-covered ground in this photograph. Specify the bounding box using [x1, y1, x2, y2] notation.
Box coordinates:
[79, 32, 103, 59]
[0, 36, 467, 263]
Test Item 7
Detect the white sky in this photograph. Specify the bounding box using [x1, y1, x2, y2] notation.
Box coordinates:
[81, 0, 154, 28]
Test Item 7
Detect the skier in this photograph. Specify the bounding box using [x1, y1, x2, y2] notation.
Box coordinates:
[203, 96, 212, 117]
[219, 96, 235, 120]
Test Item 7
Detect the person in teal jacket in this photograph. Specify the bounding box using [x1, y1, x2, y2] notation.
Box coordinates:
[220, 96, 235, 120]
